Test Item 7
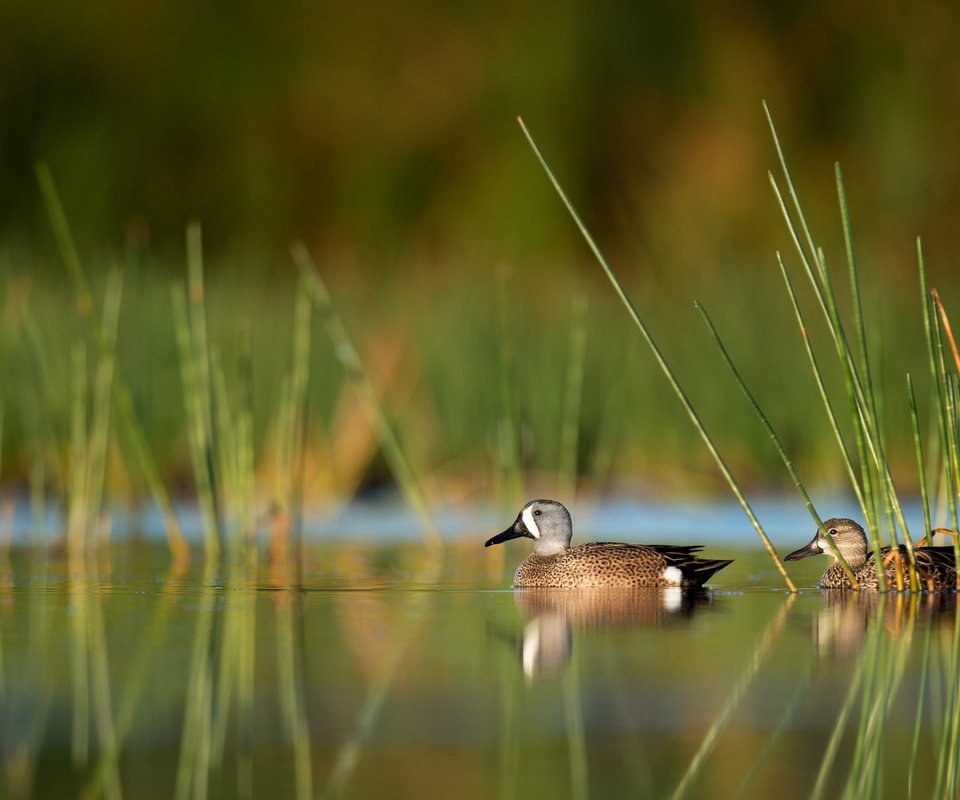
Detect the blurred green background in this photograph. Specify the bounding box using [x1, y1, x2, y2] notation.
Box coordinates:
[2, 0, 960, 501]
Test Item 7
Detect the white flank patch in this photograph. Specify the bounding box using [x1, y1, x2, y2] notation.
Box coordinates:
[663, 586, 682, 612]
[522, 505, 541, 539]
[662, 566, 684, 587]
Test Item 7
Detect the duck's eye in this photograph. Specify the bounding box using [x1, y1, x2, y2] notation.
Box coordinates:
[533, 509, 541, 517]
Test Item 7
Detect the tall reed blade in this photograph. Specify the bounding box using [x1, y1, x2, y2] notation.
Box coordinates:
[933, 289, 960, 373]
[776, 254, 868, 519]
[696, 303, 858, 586]
[907, 374, 933, 540]
[495, 265, 525, 512]
[84, 270, 123, 559]
[291, 243, 441, 548]
[517, 116, 795, 590]
[558, 296, 588, 503]
[186, 222, 221, 533]
[172, 286, 220, 561]
[923, 253, 960, 531]
[34, 163, 188, 565]
[67, 343, 89, 569]
[766, 107, 919, 589]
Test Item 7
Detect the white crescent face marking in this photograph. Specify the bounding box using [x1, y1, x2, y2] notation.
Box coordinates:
[522, 505, 541, 539]
[662, 566, 683, 587]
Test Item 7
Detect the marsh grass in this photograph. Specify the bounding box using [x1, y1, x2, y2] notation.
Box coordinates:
[515, 108, 960, 798]
[292, 242, 440, 548]
[36, 164, 189, 565]
[518, 116, 796, 591]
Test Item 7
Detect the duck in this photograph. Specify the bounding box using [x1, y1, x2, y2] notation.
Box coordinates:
[485, 499, 733, 588]
[784, 517, 958, 590]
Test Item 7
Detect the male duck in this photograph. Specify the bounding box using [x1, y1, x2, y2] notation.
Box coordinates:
[485, 499, 733, 589]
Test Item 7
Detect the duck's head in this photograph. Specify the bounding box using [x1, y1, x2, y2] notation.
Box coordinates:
[485, 499, 573, 557]
[784, 518, 869, 568]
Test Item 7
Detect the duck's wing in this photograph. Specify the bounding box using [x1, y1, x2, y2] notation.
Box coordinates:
[598, 543, 732, 583]
[589, 543, 705, 558]
[914, 546, 957, 574]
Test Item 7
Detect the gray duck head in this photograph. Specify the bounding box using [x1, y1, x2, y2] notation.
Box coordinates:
[784, 517, 870, 569]
[485, 499, 573, 557]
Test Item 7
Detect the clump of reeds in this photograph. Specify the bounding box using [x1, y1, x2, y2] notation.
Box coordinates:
[756, 103, 960, 591]
[518, 117, 797, 591]
[520, 106, 960, 593]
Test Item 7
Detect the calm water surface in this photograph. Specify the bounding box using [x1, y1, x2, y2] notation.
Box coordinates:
[1, 537, 958, 799]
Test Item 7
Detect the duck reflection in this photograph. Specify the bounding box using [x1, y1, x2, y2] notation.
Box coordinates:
[508, 587, 719, 679]
[811, 590, 957, 658]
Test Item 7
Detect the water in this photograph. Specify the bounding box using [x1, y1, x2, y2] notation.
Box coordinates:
[1, 536, 958, 799]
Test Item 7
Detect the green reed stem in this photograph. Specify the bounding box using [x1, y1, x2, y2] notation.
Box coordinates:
[563, 657, 589, 800]
[86, 583, 122, 800]
[84, 271, 122, 563]
[28, 441, 47, 554]
[908, 374, 933, 539]
[210, 351, 238, 546]
[836, 166, 891, 562]
[68, 573, 91, 767]
[766, 108, 919, 589]
[732, 668, 813, 800]
[696, 303, 859, 586]
[848, 607, 913, 797]
[908, 622, 934, 795]
[277, 592, 314, 800]
[776, 254, 866, 516]
[67, 344, 88, 566]
[187, 224, 222, 553]
[932, 304, 960, 583]
[237, 321, 257, 543]
[289, 286, 312, 565]
[320, 554, 441, 798]
[495, 265, 525, 512]
[933, 608, 960, 797]
[837, 165, 880, 431]
[519, 116, 795, 591]
[175, 567, 218, 800]
[292, 243, 441, 548]
[916, 241, 956, 530]
[946, 374, 960, 587]
[810, 649, 867, 800]
[34, 163, 189, 565]
[669, 595, 794, 800]
[583, 340, 637, 513]
[558, 295, 588, 504]
[497, 645, 522, 800]
[172, 286, 221, 560]
[930, 304, 960, 532]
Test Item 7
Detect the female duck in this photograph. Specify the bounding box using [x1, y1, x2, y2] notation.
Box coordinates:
[784, 517, 958, 590]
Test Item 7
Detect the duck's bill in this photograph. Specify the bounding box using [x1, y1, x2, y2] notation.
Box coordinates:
[484, 517, 531, 547]
[784, 537, 821, 561]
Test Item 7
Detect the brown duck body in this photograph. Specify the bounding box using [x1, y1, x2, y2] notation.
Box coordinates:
[511, 542, 732, 589]
[817, 544, 958, 590]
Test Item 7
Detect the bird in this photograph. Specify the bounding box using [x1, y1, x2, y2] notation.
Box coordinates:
[484, 499, 733, 588]
[784, 517, 958, 590]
